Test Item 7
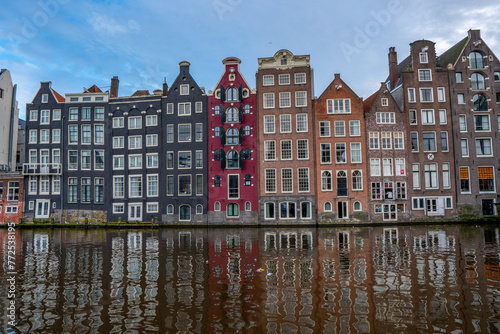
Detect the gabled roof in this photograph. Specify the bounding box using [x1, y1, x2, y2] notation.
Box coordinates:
[51, 88, 65, 102]
[131, 90, 151, 97]
[437, 36, 469, 68]
[85, 85, 102, 93]
[363, 91, 378, 112]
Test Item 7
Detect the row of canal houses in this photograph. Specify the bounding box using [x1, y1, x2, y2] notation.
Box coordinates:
[22, 30, 500, 223]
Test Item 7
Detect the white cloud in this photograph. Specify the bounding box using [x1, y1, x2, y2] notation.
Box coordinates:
[88, 12, 131, 35]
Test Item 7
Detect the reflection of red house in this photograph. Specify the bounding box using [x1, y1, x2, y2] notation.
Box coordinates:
[206, 229, 260, 330]
[208, 58, 258, 224]
[0, 172, 24, 223]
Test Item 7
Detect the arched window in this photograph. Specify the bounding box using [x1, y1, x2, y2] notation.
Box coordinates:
[321, 171, 332, 191]
[337, 171, 347, 196]
[227, 203, 239, 217]
[353, 201, 362, 211]
[167, 204, 174, 214]
[227, 150, 239, 168]
[226, 87, 238, 102]
[245, 202, 251, 211]
[471, 73, 486, 90]
[214, 105, 220, 115]
[324, 202, 332, 211]
[196, 204, 203, 214]
[214, 149, 221, 161]
[214, 175, 221, 187]
[244, 104, 251, 114]
[244, 148, 251, 160]
[179, 205, 191, 221]
[352, 170, 362, 190]
[227, 107, 239, 123]
[473, 94, 488, 111]
[244, 174, 251, 186]
[214, 201, 220, 211]
[226, 127, 239, 145]
[214, 126, 221, 137]
[244, 125, 251, 136]
[469, 51, 484, 69]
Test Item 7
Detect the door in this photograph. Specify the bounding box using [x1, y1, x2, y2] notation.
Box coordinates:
[40, 150, 50, 174]
[482, 199, 495, 216]
[338, 201, 348, 219]
[128, 204, 142, 221]
[426, 198, 438, 215]
[35, 200, 50, 219]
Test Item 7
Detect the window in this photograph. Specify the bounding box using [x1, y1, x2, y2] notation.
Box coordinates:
[279, 168, 293, 193]
[411, 132, 419, 152]
[279, 74, 290, 85]
[461, 139, 469, 156]
[476, 138, 492, 156]
[128, 117, 142, 129]
[437, 87, 446, 102]
[81, 178, 91, 202]
[420, 88, 433, 102]
[146, 115, 157, 126]
[320, 121, 330, 137]
[244, 104, 251, 114]
[394, 132, 404, 149]
[418, 69, 432, 81]
[349, 120, 360, 136]
[94, 125, 104, 144]
[297, 139, 309, 159]
[113, 117, 124, 128]
[394, 158, 405, 176]
[52, 149, 60, 166]
[40, 110, 50, 124]
[377, 112, 395, 124]
[334, 121, 345, 137]
[478, 167, 494, 192]
[68, 178, 78, 203]
[69, 125, 78, 144]
[381, 132, 392, 149]
[227, 150, 239, 168]
[178, 124, 191, 142]
[279, 92, 291, 108]
[68, 150, 78, 169]
[335, 143, 346, 163]
[471, 73, 486, 90]
[195, 101, 202, 113]
[396, 182, 406, 199]
[381, 98, 388, 106]
[474, 115, 490, 131]
[412, 164, 420, 189]
[147, 175, 158, 197]
[473, 94, 488, 111]
[383, 158, 393, 176]
[456, 72, 463, 82]
[129, 155, 142, 169]
[94, 107, 104, 120]
[227, 203, 239, 217]
[350, 143, 361, 163]
[422, 132, 436, 151]
[178, 175, 192, 195]
[469, 51, 484, 69]
[228, 175, 239, 198]
[180, 84, 189, 95]
[421, 109, 435, 125]
[82, 125, 91, 144]
[369, 132, 379, 149]
[263, 75, 274, 86]
[244, 174, 251, 186]
[408, 88, 416, 103]
[226, 87, 238, 102]
[227, 107, 238, 123]
[195, 151, 203, 168]
[265, 169, 276, 193]
[178, 102, 191, 115]
[147, 154, 158, 168]
[180, 205, 191, 221]
[327, 99, 351, 113]
[301, 202, 312, 219]
[371, 182, 381, 200]
[296, 114, 308, 132]
[195, 123, 203, 141]
[81, 150, 91, 169]
[244, 125, 251, 136]
[7, 182, 19, 201]
[128, 135, 142, 149]
[280, 114, 291, 133]
[95, 151, 104, 170]
[495, 72, 500, 81]
[29, 130, 37, 144]
[337, 171, 347, 196]
[383, 182, 393, 199]
[264, 141, 276, 160]
[147, 203, 159, 213]
[41, 94, 48, 103]
[178, 151, 191, 169]
[263, 93, 275, 108]
[440, 132, 448, 151]
[167, 103, 174, 114]
[166, 175, 174, 195]
[370, 159, 380, 176]
[280, 202, 296, 219]
[264, 115, 275, 133]
[438, 109, 447, 124]
[295, 73, 306, 84]
[352, 170, 362, 190]
[295, 91, 307, 107]
[81, 107, 91, 120]
[460, 167, 470, 192]
[320, 143, 331, 163]
[321, 171, 332, 191]
[214, 175, 221, 187]
[424, 163, 438, 189]
[443, 163, 450, 189]
[281, 140, 292, 160]
[52, 176, 61, 195]
[458, 94, 465, 104]
[298, 168, 309, 192]
[214, 202, 220, 212]
[113, 156, 124, 169]
[146, 134, 158, 147]
[225, 127, 238, 145]
[324, 202, 332, 211]
[113, 136, 124, 149]
[167, 124, 174, 143]
[459, 115, 467, 132]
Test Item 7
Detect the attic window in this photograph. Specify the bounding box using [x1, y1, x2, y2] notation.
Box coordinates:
[0, 88, 3, 98]
[83, 97, 91, 102]
[180, 85, 189, 95]
[42, 94, 48, 103]
[70, 97, 78, 102]
[281, 58, 287, 66]
[419, 52, 428, 63]
[381, 98, 388, 106]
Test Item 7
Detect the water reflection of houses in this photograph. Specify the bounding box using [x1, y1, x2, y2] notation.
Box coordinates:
[260, 228, 318, 333]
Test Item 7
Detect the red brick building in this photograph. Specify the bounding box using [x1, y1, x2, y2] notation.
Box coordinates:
[0, 172, 24, 223]
[207, 57, 258, 224]
[314, 74, 369, 222]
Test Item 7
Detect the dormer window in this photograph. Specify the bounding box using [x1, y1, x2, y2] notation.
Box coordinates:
[281, 58, 287, 66]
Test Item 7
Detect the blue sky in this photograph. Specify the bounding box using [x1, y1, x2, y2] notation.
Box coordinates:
[1, 0, 499, 119]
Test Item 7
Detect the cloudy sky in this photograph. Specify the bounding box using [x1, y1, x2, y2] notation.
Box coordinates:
[1, 0, 499, 119]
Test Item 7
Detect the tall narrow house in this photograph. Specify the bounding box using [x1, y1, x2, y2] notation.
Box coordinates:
[208, 57, 258, 224]
[388, 42, 457, 219]
[440, 29, 500, 217]
[162, 61, 208, 224]
[256, 50, 316, 223]
[0, 69, 19, 172]
[314, 74, 368, 222]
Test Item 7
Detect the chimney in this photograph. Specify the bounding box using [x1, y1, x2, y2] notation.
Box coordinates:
[163, 77, 168, 96]
[110, 76, 119, 98]
[388, 47, 398, 90]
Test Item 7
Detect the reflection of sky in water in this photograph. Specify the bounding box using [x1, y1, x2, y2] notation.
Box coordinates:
[1, 226, 500, 333]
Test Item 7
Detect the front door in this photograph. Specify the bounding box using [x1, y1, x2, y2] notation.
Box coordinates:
[35, 200, 50, 219]
[128, 204, 142, 221]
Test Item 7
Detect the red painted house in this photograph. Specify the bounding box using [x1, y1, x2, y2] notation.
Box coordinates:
[208, 57, 258, 224]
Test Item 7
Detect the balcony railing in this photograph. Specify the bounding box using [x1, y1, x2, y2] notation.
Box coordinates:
[23, 163, 62, 175]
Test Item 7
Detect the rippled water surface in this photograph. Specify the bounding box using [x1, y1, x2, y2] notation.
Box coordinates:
[1, 225, 500, 333]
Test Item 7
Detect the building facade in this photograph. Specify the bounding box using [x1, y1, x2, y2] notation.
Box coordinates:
[314, 74, 369, 222]
[256, 50, 316, 224]
[208, 57, 258, 224]
[364, 83, 410, 222]
[390, 41, 457, 219]
[0, 69, 19, 172]
[440, 29, 500, 217]
[0, 172, 24, 223]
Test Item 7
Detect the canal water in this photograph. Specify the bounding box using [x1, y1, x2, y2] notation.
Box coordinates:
[1, 225, 500, 333]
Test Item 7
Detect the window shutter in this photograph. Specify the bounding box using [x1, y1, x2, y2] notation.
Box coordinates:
[220, 106, 226, 123]
[214, 149, 220, 161]
[220, 85, 226, 102]
[238, 84, 243, 101]
[239, 126, 244, 145]
[239, 148, 244, 169]
[220, 150, 226, 169]
[238, 105, 243, 123]
[220, 128, 226, 145]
